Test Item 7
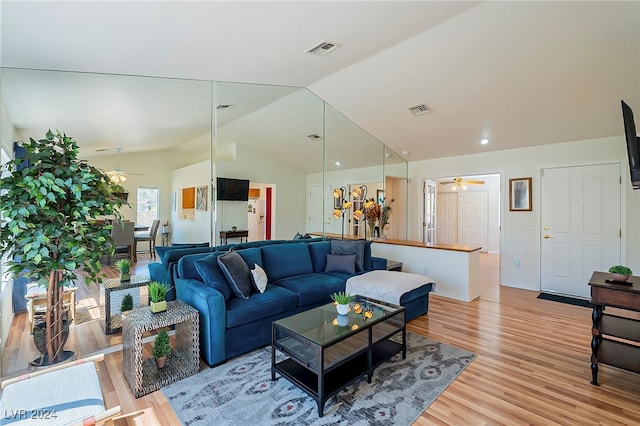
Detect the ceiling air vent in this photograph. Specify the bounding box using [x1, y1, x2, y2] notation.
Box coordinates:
[216, 104, 233, 110]
[307, 134, 322, 141]
[305, 41, 339, 56]
[409, 103, 431, 116]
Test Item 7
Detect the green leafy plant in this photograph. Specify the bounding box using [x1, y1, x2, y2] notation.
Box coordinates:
[331, 291, 353, 305]
[115, 259, 130, 274]
[609, 265, 632, 275]
[121, 293, 134, 312]
[152, 330, 171, 358]
[148, 281, 169, 303]
[0, 130, 125, 363]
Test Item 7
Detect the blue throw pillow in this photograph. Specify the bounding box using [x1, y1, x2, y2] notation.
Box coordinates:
[217, 250, 253, 300]
[194, 254, 233, 302]
[330, 239, 365, 272]
[325, 254, 356, 274]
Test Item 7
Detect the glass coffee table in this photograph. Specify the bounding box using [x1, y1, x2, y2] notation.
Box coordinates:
[271, 295, 406, 417]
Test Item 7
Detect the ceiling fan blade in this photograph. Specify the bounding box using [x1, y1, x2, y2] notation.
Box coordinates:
[466, 180, 485, 185]
[439, 181, 455, 184]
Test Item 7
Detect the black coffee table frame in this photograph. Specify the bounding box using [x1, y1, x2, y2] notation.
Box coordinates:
[271, 295, 406, 417]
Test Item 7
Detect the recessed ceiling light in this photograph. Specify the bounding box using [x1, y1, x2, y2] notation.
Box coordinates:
[480, 138, 489, 145]
[335, 161, 341, 166]
[401, 150, 410, 156]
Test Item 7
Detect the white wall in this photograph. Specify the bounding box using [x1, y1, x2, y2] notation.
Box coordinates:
[171, 160, 212, 244]
[408, 135, 634, 292]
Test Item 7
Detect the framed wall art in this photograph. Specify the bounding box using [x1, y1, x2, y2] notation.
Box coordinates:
[196, 185, 208, 211]
[509, 177, 532, 211]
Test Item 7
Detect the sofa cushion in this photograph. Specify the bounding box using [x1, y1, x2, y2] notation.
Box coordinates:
[226, 285, 298, 328]
[331, 239, 365, 272]
[272, 273, 345, 307]
[325, 254, 356, 274]
[251, 264, 268, 293]
[193, 253, 233, 302]
[172, 242, 210, 248]
[261, 243, 313, 282]
[236, 247, 263, 269]
[217, 250, 254, 299]
[308, 241, 331, 272]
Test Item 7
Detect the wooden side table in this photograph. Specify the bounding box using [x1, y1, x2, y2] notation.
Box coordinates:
[219, 229, 249, 244]
[100, 275, 151, 334]
[122, 301, 199, 398]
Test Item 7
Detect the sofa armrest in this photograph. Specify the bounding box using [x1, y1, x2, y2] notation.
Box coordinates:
[175, 278, 227, 366]
[148, 262, 169, 284]
[372, 256, 387, 270]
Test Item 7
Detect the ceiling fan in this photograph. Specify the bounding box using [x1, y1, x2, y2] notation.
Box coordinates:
[96, 147, 145, 183]
[440, 177, 485, 191]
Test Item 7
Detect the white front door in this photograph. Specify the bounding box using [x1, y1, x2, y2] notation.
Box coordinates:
[540, 163, 621, 298]
[459, 191, 488, 251]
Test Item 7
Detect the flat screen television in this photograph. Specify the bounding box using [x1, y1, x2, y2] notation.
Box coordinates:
[622, 100, 640, 190]
[216, 177, 249, 201]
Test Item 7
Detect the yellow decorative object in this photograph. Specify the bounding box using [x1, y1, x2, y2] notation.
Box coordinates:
[333, 209, 342, 218]
[353, 303, 362, 314]
[343, 201, 352, 209]
[363, 308, 373, 319]
[353, 210, 363, 220]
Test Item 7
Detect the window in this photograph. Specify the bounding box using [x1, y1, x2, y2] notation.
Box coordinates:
[136, 187, 159, 227]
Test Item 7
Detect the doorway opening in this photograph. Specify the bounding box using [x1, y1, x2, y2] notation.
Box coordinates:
[423, 173, 501, 301]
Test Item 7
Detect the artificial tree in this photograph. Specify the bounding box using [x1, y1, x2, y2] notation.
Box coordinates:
[0, 130, 125, 364]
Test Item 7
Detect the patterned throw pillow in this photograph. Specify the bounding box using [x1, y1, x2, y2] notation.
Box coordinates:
[251, 264, 268, 293]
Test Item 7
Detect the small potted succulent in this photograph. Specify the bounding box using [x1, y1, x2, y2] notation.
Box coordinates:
[608, 265, 632, 282]
[152, 330, 171, 368]
[121, 293, 134, 313]
[331, 291, 353, 315]
[148, 281, 169, 313]
[231, 226, 238, 232]
[115, 259, 131, 282]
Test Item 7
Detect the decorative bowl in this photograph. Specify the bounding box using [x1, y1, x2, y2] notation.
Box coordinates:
[610, 273, 629, 282]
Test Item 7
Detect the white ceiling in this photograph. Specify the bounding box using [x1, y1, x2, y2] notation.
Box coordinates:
[1, 1, 638, 163]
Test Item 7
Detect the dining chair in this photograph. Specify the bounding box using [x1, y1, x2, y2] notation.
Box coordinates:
[110, 221, 135, 263]
[134, 219, 160, 262]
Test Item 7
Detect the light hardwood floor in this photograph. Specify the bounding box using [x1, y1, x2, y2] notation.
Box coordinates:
[3, 253, 640, 425]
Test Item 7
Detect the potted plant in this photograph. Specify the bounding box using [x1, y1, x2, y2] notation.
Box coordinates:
[152, 330, 171, 368]
[608, 265, 632, 282]
[115, 259, 131, 281]
[121, 293, 134, 312]
[231, 226, 238, 232]
[148, 281, 169, 313]
[331, 291, 353, 315]
[0, 130, 125, 365]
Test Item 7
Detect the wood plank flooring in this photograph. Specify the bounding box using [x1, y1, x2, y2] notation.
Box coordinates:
[3, 253, 640, 425]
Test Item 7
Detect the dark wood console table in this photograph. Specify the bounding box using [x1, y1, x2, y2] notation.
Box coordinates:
[219, 229, 248, 245]
[589, 271, 640, 385]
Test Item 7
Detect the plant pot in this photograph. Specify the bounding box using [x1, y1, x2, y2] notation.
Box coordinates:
[336, 303, 350, 315]
[151, 300, 167, 313]
[155, 356, 166, 368]
[120, 273, 130, 282]
[610, 273, 629, 282]
[336, 314, 349, 326]
[33, 319, 71, 357]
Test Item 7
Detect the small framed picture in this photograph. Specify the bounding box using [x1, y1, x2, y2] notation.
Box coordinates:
[196, 185, 208, 211]
[509, 177, 532, 211]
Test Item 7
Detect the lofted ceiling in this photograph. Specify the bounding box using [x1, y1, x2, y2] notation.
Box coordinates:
[1, 1, 638, 163]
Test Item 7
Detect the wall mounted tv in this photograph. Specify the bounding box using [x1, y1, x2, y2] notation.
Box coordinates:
[216, 177, 249, 201]
[622, 100, 640, 190]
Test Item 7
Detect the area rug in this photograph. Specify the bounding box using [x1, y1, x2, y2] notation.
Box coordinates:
[163, 332, 475, 425]
[537, 292, 592, 308]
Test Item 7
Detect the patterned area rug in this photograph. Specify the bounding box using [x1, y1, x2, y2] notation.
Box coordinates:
[163, 332, 475, 425]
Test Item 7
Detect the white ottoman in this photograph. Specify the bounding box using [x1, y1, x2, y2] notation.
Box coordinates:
[346, 270, 436, 321]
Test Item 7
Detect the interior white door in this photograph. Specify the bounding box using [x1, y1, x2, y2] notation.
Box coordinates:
[436, 192, 458, 244]
[459, 191, 488, 251]
[540, 164, 621, 298]
[309, 185, 330, 234]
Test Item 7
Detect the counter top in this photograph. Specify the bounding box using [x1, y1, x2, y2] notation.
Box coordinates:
[310, 232, 482, 253]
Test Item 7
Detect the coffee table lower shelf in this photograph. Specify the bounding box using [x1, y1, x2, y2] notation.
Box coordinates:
[273, 339, 402, 416]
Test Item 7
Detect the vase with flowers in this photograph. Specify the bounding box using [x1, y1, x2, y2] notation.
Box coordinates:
[379, 199, 394, 239]
[364, 198, 380, 239]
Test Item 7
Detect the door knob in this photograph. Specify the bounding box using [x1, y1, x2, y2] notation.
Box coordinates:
[543, 235, 553, 239]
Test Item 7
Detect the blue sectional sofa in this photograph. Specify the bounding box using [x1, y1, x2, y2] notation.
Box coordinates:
[174, 239, 390, 366]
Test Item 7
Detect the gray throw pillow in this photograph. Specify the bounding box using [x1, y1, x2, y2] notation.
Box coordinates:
[330, 239, 365, 272]
[325, 254, 356, 274]
[217, 250, 253, 299]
